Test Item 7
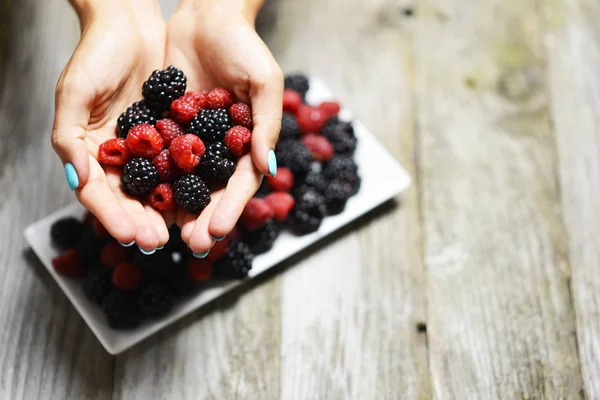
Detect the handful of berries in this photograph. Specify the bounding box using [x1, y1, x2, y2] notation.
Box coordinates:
[97, 66, 254, 214]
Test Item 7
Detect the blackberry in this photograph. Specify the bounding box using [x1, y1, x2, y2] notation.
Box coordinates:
[81, 266, 112, 304]
[324, 179, 353, 215]
[288, 187, 327, 235]
[322, 118, 355, 138]
[164, 263, 198, 296]
[173, 174, 211, 213]
[346, 172, 362, 195]
[102, 291, 141, 330]
[323, 155, 358, 180]
[297, 171, 328, 194]
[243, 220, 280, 254]
[254, 180, 270, 198]
[280, 112, 300, 140]
[138, 285, 173, 318]
[323, 122, 357, 155]
[277, 140, 312, 178]
[199, 142, 236, 184]
[76, 226, 105, 269]
[142, 66, 187, 111]
[215, 241, 254, 279]
[50, 217, 83, 250]
[117, 100, 159, 138]
[188, 108, 233, 144]
[121, 157, 160, 197]
[134, 249, 174, 283]
[284, 73, 310, 99]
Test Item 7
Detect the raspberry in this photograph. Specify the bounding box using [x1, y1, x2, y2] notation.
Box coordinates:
[214, 241, 254, 279]
[98, 138, 132, 165]
[117, 100, 159, 138]
[190, 91, 209, 108]
[264, 192, 295, 221]
[266, 167, 294, 192]
[152, 149, 178, 182]
[186, 258, 214, 281]
[199, 142, 236, 184]
[229, 103, 253, 129]
[127, 124, 164, 158]
[188, 108, 233, 144]
[138, 285, 173, 318]
[284, 74, 309, 99]
[207, 236, 231, 261]
[207, 87, 235, 109]
[301, 134, 334, 162]
[112, 262, 142, 291]
[142, 66, 187, 111]
[50, 217, 83, 251]
[173, 174, 211, 213]
[277, 140, 313, 178]
[121, 157, 160, 196]
[52, 248, 85, 277]
[169, 134, 205, 170]
[241, 198, 274, 231]
[100, 240, 132, 267]
[318, 101, 341, 118]
[91, 216, 110, 239]
[224, 126, 252, 157]
[156, 118, 184, 146]
[102, 291, 141, 329]
[228, 226, 242, 241]
[149, 183, 176, 211]
[280, 112, 300, 140]
[81, 267, 112, 304]
[170, 91, 207, 123]
[288, 186, 327, 235]
[283, 89, 302, 114]
[296, 105, 327, 134]
[243, 219, 280, 254]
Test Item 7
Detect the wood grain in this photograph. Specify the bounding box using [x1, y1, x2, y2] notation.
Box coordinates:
[542, 0, 600, 397]
[415, 0, 582, 398]
[0, 0, 114, 399]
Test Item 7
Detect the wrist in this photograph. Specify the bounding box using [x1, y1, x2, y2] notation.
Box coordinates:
[177, 0, 263, 26]
[71, 0, 162, 30]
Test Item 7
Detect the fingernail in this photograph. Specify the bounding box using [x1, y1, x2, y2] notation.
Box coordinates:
[118, 240, 135, 247]
[267, 149, 277, 177]
[139, 246, 156, 255]
[64, 163, 79, 191]
[211, 234, 226, 241]
[156, 245, 164, 250]
[193, 251, 209, 259]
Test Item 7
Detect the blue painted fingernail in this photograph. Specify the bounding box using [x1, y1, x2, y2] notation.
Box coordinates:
[64, 163, 79, 191]
[193, 251, 209, 259]
[156, 245, 164, 250]
[267, 149, 277, 177]
[211, 235, 226, 241]
[139, 247, 156, 255]
[118, 240, 135, 247]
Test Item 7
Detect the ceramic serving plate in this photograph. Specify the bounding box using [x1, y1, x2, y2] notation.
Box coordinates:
[24, 78, 412, 354]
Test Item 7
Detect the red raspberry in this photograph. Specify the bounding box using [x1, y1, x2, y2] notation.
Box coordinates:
[156, 118, 184, 146]
[241, 198, 274, 231]
[264, 192, 295, 221]
[283, 89, 302, 114]
[224, 126, 252, 157]
[296, 105, 327, 134]
[127, 123, 164, 158]
[229, 226, 242, 241]
[149, 183, 176, 211]
[266, 167, 294, 192]
[207, 236, 231, 261]
[186, 258, 214, 281]
[190, 91, 209, 108]
[229, 103, 253, 129]
[207, 87, 235, 109]
[169, 134, 205, 170]
[100, 240, 132, 267]
[98, 138, 131, 165]
[301, 133, 334, 162]
[112, 262, 141, 291]
[91, 217, 110, 239]
[318, 101, 341, 118]
[152, 149, 177, 182]
[52, 248, 84, 278]
[170, 91, 208, 123]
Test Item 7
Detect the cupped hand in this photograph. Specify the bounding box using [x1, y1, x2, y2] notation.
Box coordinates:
[52, 3, 169, 252]
[166, 6, 283, 254]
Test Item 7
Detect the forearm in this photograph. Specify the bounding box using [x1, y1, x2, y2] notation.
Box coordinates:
[69, 0, 162, 29]
[177, 0, 264, 24]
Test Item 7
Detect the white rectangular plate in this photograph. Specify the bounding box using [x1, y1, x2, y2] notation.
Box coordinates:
[24, 78, 412, 354]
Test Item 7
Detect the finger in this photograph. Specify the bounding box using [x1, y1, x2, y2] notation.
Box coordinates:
[76, 157, 136, 244]
[143, 205, 170, 247]
[208, 155, 262, 238]
[51, 70, 94, 189]
[248, 62, 284, 177]
[189, 190, 224, 254]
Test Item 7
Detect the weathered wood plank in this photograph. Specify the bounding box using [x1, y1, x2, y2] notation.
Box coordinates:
[542, 0, 600, 397]
[262, 0, 430, 398]
[0, 0, 114, 399]
[415, 0, 581, 398]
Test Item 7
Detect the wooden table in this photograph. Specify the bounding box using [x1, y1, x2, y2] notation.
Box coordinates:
[1, 0, 598, 398]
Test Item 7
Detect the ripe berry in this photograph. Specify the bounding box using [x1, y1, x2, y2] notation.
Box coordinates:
[301, 133, 334, 162]
[229, 103, 253, 129]
[173, 174, 211, 213]
[156, 118, 184, 146]
[243, 219, 280, 254]
[112, 262, 142, 291]
[138, 285, 173, 318]
[199, 142, 236, 184]
[149, 183, 176, 211]
[214, 241, 254, 279]
[50, 217, 83, 251]
[207, 237, 231, 261]
[277, 140, 313, 178]
[169, 134, 205, 170]
[142, 66, 187, 111]
[283, 89, 302, 114]
[280, 112, 301, 140]
[100, 240, 132, 267]
[102, 291, 141, 329]
[266, 167, 294, 192]
[296, 105, 327, 134]
[91, 216, 111, 239]
[288, 186, 327, 235]
[324, 179, 353, 215]
[224, 126, 252, 157]
[121, 157, 160, 197]
[98, 138, 132, 165]
[170, 91, 207, 123]
[188, 108, 233, 144]
[241, 198, 274, 231]
[52, 248, 85, 278]
[126, 123, 164, 158]
[81, 267, 112, 304]
[186, 258, 214, 281]
[284, 74, 310, 99]
[117, 100, 159, 138]
[318, 101, 341, 118]
[264, 192, 295, 221]
[207, 87, 235, 109]
[152, 149, 178, 182]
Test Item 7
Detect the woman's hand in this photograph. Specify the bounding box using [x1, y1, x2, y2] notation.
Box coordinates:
[52, 0, 169, 252]
[166, 0, 283, 255]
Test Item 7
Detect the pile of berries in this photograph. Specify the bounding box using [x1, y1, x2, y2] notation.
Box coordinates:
[50, 73, 360, 330]
[98, 66, 254, 214]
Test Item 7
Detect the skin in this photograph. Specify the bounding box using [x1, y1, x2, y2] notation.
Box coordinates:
[52, 0, 282, 253]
